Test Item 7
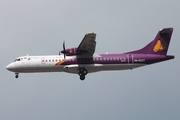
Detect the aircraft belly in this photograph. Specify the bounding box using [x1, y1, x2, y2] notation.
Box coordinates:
[98, 64, 146, 71]
[63, 64, 146, 74]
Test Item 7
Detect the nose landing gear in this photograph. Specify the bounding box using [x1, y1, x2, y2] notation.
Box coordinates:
[79, 67, 88, 81]
[15, 73, 19, 78]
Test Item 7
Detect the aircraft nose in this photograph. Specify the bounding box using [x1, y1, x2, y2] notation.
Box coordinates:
[6, 64, 13, 71]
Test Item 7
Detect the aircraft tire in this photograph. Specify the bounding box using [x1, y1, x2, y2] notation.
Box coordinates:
[79, 67, 88, 75]
[80, 75, 85, 80]
[83, 70, 88, 75]
[15, 75, 19, 78]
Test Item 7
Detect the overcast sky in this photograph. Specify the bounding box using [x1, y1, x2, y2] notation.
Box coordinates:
[1, 0, 180, 120]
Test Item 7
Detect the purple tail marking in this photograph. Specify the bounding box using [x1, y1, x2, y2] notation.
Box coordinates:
[126, 28, 173, 55]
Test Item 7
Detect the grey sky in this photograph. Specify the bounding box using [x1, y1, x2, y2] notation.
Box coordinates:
[0, 0, 180, 120]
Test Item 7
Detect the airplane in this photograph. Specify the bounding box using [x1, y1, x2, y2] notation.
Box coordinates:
[6, 28, 174, 80]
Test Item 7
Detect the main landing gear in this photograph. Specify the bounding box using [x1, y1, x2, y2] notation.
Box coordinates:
[15, 73, 19, 78]
[79, 67, 88, 81]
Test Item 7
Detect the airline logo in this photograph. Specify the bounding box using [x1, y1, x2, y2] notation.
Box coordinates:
[55, 60, 65, 66]
[153, 39, 166, 52]
[55, 58, 74, 66]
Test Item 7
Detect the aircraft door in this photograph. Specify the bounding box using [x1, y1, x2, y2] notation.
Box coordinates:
[40, 58, 47, 67]
[127, 54, 134, 64]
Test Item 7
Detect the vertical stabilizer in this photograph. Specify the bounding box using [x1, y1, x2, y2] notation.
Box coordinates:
[126, 28, 173, 55]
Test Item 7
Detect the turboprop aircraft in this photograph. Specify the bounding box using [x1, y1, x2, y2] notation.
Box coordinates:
[6, 28, 174, 80]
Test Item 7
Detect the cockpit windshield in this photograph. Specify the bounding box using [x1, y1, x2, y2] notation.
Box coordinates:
[14, 58, 21, 62]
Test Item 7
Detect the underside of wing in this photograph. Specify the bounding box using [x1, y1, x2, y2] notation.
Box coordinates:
[78, 33, 96, 56]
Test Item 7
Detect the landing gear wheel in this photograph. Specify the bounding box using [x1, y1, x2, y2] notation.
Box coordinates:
[15, 73, 19, 78]
[78, 67, 88, 80]
[79, 68, 88, 75]
[83, 70, 88, 75]
[80, 75, 85, 81]
[15, 75, 19, 78]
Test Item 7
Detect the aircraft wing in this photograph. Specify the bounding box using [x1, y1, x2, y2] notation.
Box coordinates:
[78, 33, 96, 56]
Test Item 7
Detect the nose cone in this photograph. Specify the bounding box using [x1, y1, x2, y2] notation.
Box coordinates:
[6, 63, 13, 71]
[6, 64, 11, 71]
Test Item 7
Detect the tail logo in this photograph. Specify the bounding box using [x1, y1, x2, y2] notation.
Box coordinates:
[153, 39, 166, 52]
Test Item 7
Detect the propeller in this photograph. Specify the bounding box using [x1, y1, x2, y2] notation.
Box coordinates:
[61, 41, 66, 59]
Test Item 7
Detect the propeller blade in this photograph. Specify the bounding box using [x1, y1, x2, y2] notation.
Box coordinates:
[63, 41, 65, 52]
[62, 41, 66, 59]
